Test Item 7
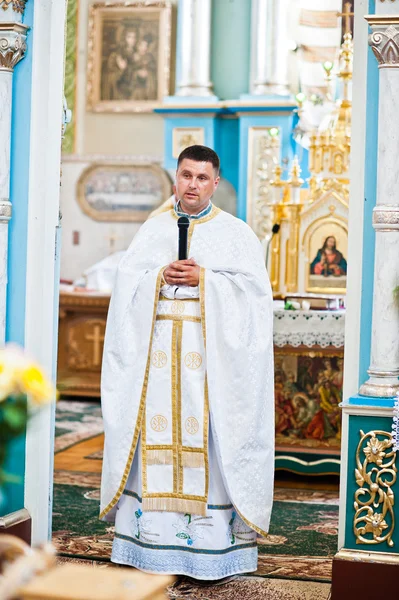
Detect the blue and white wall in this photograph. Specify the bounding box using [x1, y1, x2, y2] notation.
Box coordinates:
[3, 0, 67, 545]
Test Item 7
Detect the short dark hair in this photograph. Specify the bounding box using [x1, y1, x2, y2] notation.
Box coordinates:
[177, 145, 220, 175]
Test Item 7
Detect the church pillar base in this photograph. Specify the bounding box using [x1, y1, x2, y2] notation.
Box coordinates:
[331, 549, 399, 600]
[0, 508, 31, 545]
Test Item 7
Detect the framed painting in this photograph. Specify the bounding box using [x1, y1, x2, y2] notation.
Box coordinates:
[77, 162, 172, 222]
[274, 349, 344, 453]
[87, 1, 171, 112]
[304, 217, 348, 294]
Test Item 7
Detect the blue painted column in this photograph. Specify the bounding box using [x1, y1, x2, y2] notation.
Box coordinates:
[332, 1, 399, 595]
[1, 1, 33, 518]
[155, 106, 223, 171]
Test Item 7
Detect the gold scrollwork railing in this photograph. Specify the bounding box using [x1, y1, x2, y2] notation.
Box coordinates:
[354, 430, 397, 546]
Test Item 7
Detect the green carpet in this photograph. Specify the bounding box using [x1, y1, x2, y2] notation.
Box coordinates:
[52, 400, 338, 582]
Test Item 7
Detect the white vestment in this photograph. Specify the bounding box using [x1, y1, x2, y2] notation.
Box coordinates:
[100, 206, 274, 577]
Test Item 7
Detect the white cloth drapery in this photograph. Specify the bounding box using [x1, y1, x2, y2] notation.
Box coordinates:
[100, 206, 275, 538]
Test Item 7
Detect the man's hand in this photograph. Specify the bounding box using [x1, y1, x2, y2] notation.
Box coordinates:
[163, 258, 200, 287]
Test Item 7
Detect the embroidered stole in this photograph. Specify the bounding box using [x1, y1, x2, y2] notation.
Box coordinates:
[141, 296, 209, 516]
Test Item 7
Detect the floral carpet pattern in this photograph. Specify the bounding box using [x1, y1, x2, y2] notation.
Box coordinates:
[53, 401, 338, 585]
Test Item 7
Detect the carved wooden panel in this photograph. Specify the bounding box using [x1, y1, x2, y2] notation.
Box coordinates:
[57, 292, 110, 398]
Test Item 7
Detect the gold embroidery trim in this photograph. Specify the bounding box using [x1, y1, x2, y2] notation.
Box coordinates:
[199, 267, 207, 346]
[204, 377, 210, 498]
[177, 321, 184, 495]
[159, 296, 199, 302]
[142, 497, 207, 516]
[156, 315, 201, 323]
[147, 449, 174, 466]
[143, 492, 206, 501]
[141, 286, 209, 511]
[236, 507, 268, 538]
[171, 321, 179, 494]
[146, 444, 204, 452]
[99, 267, 165, 520]
[182, 450, 205, 469]
[141, 405, 148, 491]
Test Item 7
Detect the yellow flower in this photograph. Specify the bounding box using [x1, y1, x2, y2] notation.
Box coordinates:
[20, 364, 56, 405]
[0, 344, 56, 406]
[0, 362, 17, 402]
[0, 345, 25, 401]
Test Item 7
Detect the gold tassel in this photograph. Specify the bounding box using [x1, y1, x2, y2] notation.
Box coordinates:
[146, 449, 173, 466]
[142, 497, 207, 516]
[182, 451, 205, 469]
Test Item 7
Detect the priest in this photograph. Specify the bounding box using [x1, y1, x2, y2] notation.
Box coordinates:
[100, 145, 274, 580]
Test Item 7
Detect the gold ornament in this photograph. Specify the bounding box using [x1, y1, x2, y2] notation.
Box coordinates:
[354, 430, 397, 546]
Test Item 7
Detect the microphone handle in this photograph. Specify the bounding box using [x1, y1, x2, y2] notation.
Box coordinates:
[178, 227, 188, 260]
[265, 238, 271, 270]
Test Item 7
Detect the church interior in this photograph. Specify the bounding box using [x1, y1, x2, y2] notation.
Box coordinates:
[2, 0, 399, 598]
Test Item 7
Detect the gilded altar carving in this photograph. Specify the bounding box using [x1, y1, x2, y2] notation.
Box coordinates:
[0, 0, 27, 13]
[246, 127, 280, 241]
[354, 430, 397, 546]
[0, 23, 28, 71]
[267, 29, 351, 297]
[63, 0, 78, 154]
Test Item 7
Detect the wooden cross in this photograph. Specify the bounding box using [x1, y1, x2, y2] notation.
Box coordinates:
[337, 2, 354, 36]
[85, 323, 105, 367]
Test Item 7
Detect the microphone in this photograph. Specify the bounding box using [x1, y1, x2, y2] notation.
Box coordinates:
[177, 216, 190, 260]
[265, 223, 281, 270]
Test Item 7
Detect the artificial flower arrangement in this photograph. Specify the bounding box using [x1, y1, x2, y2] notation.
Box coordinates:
[0, 344, 56, 489]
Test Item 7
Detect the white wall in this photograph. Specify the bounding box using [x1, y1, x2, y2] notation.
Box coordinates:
[60, 155, 167, 281]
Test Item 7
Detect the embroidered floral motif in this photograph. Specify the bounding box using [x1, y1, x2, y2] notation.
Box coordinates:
[173, 513, 213, 546]
[131, 509, 160, 544]
[228, 511, 255, 545]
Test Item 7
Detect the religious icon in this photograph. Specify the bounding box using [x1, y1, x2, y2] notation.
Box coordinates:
[310, 236, 347, 278]
[87, 2, 171, 112]
[77, 162, 172, 223]
[274, 353, 343, 451]
[306, 221, 348, 293]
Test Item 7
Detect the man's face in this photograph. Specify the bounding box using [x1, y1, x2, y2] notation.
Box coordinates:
[175, 158, 220, 215]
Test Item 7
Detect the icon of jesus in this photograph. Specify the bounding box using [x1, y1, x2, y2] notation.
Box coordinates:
[310, 236, 347, 277]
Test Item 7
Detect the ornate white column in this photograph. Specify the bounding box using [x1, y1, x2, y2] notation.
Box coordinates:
[359, 15, 399, 397]
[249, 0, 291, 96]
[0, 8, 28, 340]
[175, 0, 215, 98]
